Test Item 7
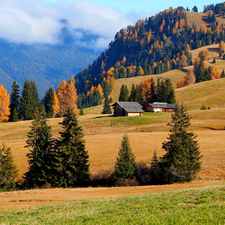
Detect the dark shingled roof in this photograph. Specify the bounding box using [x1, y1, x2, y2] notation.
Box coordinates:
[112, 102, 144, 113]
[148, 102, 176, 109]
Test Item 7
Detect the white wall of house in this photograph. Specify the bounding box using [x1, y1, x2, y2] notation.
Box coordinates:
[127, 112, 142, 116]
[153, 107, 163, 112]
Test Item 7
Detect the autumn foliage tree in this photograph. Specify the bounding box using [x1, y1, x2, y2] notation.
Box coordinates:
[0, 84, 10, 122]
[52, 91, 60, 117]
[57, 80, 77, 116]
[219, 40, 225, 52]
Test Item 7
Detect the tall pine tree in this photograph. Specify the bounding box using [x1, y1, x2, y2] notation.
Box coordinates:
[24, 110, 53, 188]
[9, 80, 20, 121]
[102, 95, 112, 114]
[118, 84, 129, 101]
[20, 80, 40, 120]
[43, 87, 54, 118]
[159, 105, 202, 183]
[55, 107, 90, 187]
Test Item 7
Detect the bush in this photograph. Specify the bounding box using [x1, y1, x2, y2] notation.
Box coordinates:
[90, 170, 114, 187]
[114, 178, 139, 187]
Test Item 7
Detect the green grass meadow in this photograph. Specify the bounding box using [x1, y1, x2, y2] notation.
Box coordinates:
[1, 184, 225, 224]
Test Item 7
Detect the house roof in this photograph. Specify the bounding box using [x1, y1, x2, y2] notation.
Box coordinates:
[148, 102, 176, 109]
[112, 102, 144, 113]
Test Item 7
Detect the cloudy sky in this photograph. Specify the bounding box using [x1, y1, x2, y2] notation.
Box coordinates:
[0, 0, 222, 49]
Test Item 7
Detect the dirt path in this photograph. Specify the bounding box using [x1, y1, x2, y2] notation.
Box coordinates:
[0, 181, 223, 211]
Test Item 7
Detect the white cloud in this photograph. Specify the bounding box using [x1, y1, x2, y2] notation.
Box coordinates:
[0, 0, 133, 49]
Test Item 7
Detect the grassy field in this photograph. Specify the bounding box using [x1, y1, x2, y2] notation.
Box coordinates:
[1, 184, 225, 224]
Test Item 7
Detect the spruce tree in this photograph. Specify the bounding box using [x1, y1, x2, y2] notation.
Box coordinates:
[43, 87, 54, 118]
[9, 80, 20, 121]
[24, 110, 53, 188]
[102, 95, 112, 114]
[118, 84, 129, 101]
[196, 68, 206, 83]
[20, 80, 40, 120]
[11, 108, 19, 122]
[159, 105, 202, 183]
[0, 144, 18, 191]
[113, 134, 139, 181]
[56, 107, 90, 187]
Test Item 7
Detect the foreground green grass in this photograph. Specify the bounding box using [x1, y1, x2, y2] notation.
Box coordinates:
[1, 184, 225, 224]
[84, 112, 171, 128]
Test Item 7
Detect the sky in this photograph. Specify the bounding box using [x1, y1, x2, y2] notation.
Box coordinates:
[0, 0, 222, 49]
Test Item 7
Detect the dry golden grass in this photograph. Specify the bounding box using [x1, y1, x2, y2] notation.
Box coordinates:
[176, 78, 225, 110]
[186, 11, 225, 30]
[1, 128, 225, 210]
[1, 116, 225, 180]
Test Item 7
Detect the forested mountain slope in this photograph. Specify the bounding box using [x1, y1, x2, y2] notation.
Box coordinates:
[75, 3, 225, 107]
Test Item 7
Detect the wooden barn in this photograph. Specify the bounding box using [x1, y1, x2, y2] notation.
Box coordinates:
[146, 102, 176, 113]
[112, 102, 144, 116]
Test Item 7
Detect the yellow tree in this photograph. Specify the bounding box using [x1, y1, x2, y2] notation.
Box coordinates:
[52, 90, 60, 117]
[109, 77, 115, 91]
[0, 84, 10, 122]
[96, 84, 104, 98]
[66, 82, 77, 114]
[57, 80, 77, 116]
[57, 80, 68, 116]
[219, 40, 225, 52]
[141, 78, 152, 102]
[209, 65, 221, 80]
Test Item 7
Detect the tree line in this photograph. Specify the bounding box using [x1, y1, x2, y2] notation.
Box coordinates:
[118, 78, 176, 106]
[0, 105, 202, 190]
[0, 79, 78, 122]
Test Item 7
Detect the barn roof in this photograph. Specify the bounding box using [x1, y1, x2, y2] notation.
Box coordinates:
[112, 102, 144, 113]
[148, 102, 176, 109]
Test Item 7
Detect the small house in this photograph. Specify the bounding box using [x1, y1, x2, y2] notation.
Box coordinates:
[112, 102, 144, 116]
[146, 102, 176, 113]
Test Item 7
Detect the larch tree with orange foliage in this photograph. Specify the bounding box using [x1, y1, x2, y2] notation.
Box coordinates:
[180, 54, 188, 67]
[219, 40, 225, 52]
[96, 84, 104, 98]
[57, 80, 77, 116]
[209, 65, 221, 80]
[52, 91, 60, 117]
[0, 84, 10, 122]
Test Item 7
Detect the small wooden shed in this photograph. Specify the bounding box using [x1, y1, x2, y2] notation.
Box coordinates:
[112, 102, 144, 116]
[146, 102, 176, 113]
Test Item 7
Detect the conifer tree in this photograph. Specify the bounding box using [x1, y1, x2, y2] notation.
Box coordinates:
[11, 108, 19, 122]
[102, 95, 112, 114]
[113, 134, 139, 181]
[0, 144, 18, 191]
[118, 84, 129, 101]
[149, 150, 160, 184]
[159, 105, 202, 183]
[56, 107, 90, 187]
[9, 80, 20, 121]
[24, 110, 53, 188]
[20, 80, 40, 120]
[79, 107, 84, 115]
[43, 87, 54, 118]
